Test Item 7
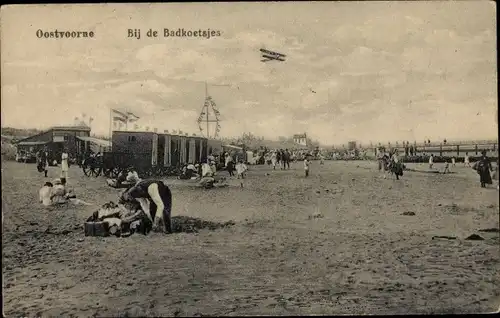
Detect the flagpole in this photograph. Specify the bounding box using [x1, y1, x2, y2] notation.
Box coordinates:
[109, 108, 112, 141]
[125, 109, 128, 131]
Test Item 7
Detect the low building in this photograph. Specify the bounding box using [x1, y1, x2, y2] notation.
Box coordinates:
[15, 125, 101, 162]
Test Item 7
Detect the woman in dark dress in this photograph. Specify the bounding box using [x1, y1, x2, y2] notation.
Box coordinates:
[37, 148, 49, 177]
[475, 150, 493, 188]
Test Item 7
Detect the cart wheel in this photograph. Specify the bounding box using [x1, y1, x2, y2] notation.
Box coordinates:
[82, 165, 92, 177]
[89, 166, 97, 177]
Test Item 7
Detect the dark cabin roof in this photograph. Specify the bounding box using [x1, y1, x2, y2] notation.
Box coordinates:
[16, 141, 49, 146]
[15, 125, 91, 144]
[113, 130, 157, 134]
[112, 130, 207, 141]
[50, 125, 91, 131]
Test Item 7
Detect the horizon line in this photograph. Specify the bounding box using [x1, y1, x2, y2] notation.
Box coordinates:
[1, 125, 497, 147]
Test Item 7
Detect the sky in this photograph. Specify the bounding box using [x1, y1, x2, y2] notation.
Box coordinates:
[1, 2, 497, 145]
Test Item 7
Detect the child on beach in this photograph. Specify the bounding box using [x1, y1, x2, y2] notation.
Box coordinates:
[39, 179, 91, 207]
[235, 160, 248, 179]
[442, 161, 450, 174]
[304, 157, 310, 177]
[464, 153, 470, 167]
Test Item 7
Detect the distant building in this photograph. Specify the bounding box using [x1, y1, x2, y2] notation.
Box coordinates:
[371, 139, 498, 158]
[293, 133, 308, 146]
[347, 141, 357, 151]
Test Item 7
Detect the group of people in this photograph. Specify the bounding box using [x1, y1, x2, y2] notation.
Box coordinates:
[178, 154, 248, 188]
[377, 148, 404, 180]
[267, 149, 292, 170]
[36, 149, 254, 235]
[97, 176, 174, 234]
[106, 167, 141, 188]
[39, 178, 91, 207]
[36, 160, 173, 234]
[179, 163, 202, 180]
[379, 148, 498, 188]
[36, 147, 70, 184]
[35, 144, 498, 238]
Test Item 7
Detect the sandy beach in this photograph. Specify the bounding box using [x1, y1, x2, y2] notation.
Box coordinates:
[2, 160, 499, 316]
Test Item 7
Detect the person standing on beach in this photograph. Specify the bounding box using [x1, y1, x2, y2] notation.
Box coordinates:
[451, 157, 456, 167]
[37, 147, 49, 177]
[277, 149, 282, 168]
[304, 156, 310, 177]
[391, 149, 403, 180]
[226, 158, 235, 177]
[464, 152, 471, 167]
[271, 151, 277, 170]
[284, 149, 291, 170]
[473, 150, 493, 188]
[376, 147, 384, 171]
[60, 147, 69, 185]
[442, 160, 451, 174]
[429, 154, 434, 169]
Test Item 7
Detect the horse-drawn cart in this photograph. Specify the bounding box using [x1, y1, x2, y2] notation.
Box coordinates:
[82, 152, 159, 178]
[81, 152, 181, 178]
[81, 155, 104, 177]
[81, 130, 210, 179]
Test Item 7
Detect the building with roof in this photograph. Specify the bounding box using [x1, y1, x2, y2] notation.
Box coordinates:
[15, 125, 110, 162]
[293, 133, 308, 146]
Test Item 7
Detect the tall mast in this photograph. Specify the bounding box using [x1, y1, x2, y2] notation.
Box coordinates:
[205, 82, 210, 138]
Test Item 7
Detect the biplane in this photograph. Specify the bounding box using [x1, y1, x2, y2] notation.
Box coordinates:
[260, 48, 286, 62]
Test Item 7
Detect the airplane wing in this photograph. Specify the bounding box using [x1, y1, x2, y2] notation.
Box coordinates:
[261, 54, 278, 60]
[260, 48, 286, 58]
[261, 54, 286, 62]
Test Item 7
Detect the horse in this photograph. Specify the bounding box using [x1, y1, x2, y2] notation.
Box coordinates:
[380, 155, 403, 180]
